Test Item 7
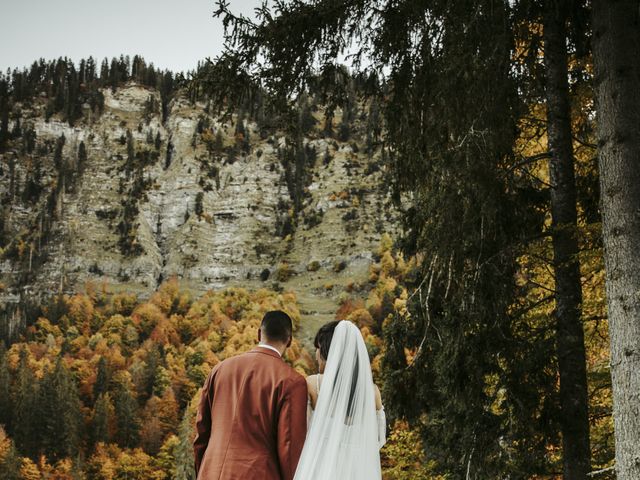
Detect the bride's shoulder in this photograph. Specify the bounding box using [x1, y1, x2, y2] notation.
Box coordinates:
[374, 384, 383, 411]
[305, 374, 319, 406]
[305, 374, 318, 392]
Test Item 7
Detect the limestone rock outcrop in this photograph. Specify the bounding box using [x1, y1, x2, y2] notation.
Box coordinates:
[0, 83, 399, 335]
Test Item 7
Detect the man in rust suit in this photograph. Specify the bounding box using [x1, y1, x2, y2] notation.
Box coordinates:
[193, 310, 308, 480]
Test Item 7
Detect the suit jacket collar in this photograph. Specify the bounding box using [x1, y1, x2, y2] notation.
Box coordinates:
[252, 345, 283, 360]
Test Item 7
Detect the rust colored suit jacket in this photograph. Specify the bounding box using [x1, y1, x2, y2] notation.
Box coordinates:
[193, 346, 308, 480]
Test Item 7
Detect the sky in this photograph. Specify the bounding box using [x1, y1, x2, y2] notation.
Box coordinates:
[0, 0, 263, 73]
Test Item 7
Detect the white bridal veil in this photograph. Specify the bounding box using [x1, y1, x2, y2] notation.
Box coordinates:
[294, 320, 382, 480]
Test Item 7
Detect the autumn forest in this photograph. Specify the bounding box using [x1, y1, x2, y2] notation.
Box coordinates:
[1, 0, 640, 479]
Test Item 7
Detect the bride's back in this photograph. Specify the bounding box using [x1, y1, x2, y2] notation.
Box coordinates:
[295, 321, 383, 480]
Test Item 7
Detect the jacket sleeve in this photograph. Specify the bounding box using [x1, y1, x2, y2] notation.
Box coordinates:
[277, 374, 308, 480]
[193, 366, 216, 476]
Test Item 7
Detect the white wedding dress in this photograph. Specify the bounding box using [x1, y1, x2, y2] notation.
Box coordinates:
[294, 321, 385, 480]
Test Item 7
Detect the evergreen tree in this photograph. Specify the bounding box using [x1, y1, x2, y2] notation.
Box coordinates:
[54, 133, 66, 172]
[11, 70, 26, 102]
[214, 130, 224, 154]
[100, 58, 109, 82]
[114, 383, 140, 448]
[78, 59, 86, 85]
[337, 85, 355, 142]
[39, 357, 82, 461]
[165, 140, 174, 170]
[174, 408, 196, 480]
[541, 2, 591, 477]
[195, 192, 204, 219]
[12, 348, 38, 457]
[140, 347, 161, 401]
[109, 58, 120, 91]
[126, 129, 135, 177]
[22, 125, 36, 154]
[23, 161, 44, 204]
[53, 60, 66, 112]
[132, 55, 146, 82]
[77, 141, 87, 175]
[94, 356, 110, 400]
[214, 0, 557, 476]
[159, 71, 174, 122]
[92, 393, 112, 446]
[65, 66, 81, 125]
[119, 54, 131, 81]
[0, 78, 8, 151]
[323, 107, 334, 137]
[86, 56, 97, 82]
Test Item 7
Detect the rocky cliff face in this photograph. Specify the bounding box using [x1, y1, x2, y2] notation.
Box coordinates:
[0, 82, 399, 340]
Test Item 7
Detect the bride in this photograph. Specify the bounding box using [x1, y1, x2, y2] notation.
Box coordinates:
[295, 320, 386, 479]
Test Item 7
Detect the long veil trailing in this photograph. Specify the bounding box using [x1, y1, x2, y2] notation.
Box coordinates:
[294, 320, 382, 479]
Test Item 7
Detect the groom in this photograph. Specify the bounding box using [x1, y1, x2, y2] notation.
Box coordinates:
[193, 310, 308, 480]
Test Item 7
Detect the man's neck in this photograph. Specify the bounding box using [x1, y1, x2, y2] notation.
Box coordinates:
[258, 343, 283, 357]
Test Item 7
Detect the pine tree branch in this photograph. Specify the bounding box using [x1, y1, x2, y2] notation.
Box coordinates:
[506, 152, 553, 173]
[524, 279, 557, 294]
[572, 135, 597, 150]
[520, 166, 554, 188]
[510, 294, 554, 318]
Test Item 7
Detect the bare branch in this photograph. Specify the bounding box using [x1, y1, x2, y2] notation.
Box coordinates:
[587, 466, 615, 477]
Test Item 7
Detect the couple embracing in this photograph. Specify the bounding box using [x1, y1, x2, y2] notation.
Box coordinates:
[193, 310, 386, 480]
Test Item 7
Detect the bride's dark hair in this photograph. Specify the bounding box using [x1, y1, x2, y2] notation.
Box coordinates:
[315, 321, 360, 419]
[314, 320, 340, 360]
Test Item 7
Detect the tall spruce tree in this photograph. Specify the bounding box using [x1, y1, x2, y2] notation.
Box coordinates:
[39, 357, 82, 460]
[0, 78, 8, 151]
[140, 346, 161, 402]
[213, 0, 556, 476]
[12, 348, 38, 457]
[92, 393, 112, 446]
[542, 1, 591, 477]
[174, 408, 196, 480]
[114, 383, 140, 448]
[77, 141, 87, 175]
[592, 1, 640, 478]
[94, 356, 110, 401]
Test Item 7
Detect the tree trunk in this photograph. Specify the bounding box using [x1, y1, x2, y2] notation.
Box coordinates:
[543, 4, 591, 479]
[592, 1, 640, 478]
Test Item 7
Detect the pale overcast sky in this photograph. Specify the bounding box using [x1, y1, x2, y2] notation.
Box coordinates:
[0, 0, 263, 73]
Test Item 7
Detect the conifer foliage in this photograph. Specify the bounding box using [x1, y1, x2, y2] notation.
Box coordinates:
[0, 55, 182, 142]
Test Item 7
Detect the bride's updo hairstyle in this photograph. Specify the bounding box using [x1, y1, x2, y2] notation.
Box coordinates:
[313, 320, 340, 360]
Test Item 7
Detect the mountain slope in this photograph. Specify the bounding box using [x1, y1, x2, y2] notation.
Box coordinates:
[0, 82, 399, 340]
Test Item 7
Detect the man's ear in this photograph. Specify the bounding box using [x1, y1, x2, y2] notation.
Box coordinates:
[287, 335, 292, 348]
[258, 328, 262, 343]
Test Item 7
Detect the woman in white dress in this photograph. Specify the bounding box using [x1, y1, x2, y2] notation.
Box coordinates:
[294, 320, 386, 480]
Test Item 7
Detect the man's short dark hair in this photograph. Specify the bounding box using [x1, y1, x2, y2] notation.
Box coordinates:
[261, 310, 293, 344]
[314, 321, 340, 361]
